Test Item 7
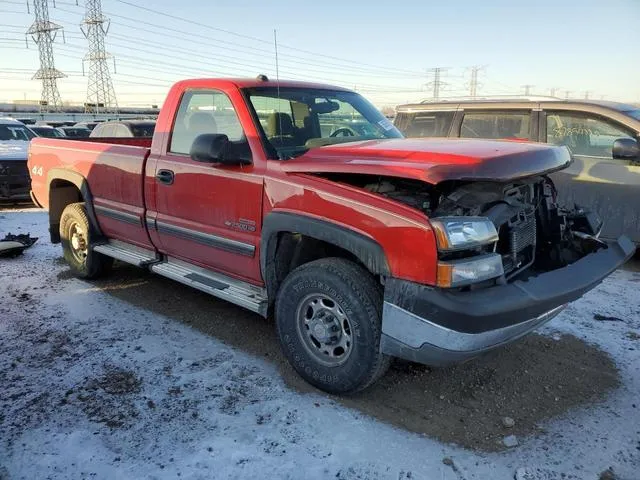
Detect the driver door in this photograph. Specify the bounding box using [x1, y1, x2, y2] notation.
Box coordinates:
[546, 111, 640, 242]
[147, 89, 264, 283]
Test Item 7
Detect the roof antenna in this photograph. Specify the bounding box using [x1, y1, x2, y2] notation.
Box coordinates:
[274, 28, 283, 156]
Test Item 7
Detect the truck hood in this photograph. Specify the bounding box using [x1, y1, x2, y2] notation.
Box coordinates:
[281, 138, 572, 184]
[0, 140, 29, 161]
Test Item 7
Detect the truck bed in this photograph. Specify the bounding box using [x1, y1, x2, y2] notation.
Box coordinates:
[29, 137, 152, 247]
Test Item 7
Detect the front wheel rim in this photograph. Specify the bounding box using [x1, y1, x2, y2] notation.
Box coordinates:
[295, 293, 353, 367]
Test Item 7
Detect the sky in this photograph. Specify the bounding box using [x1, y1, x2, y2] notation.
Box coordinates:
[0, 0, 639, 108]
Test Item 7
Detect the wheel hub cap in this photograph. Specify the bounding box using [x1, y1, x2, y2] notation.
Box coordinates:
[295, 294, 353, 367]
[68, 222, 88, 262]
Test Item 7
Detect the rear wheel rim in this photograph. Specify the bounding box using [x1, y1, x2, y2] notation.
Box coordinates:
[68, 221, 88, 264]
[295, 293, 353, 367]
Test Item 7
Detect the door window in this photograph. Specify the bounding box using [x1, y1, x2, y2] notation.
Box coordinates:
[395, 111, 455, 137]
[546, 112, 634, 158]
[460, 112, 531, 140]
[170, 90, 244, 154]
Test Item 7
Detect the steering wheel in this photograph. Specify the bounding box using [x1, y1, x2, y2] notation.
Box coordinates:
[330, 127, 356, 138]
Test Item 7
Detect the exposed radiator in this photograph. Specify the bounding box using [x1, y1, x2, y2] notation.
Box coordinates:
[502, 208, 537, 276]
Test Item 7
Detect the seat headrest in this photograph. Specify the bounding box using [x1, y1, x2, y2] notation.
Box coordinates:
[188, 112, 217, 135]
[267, 112, 294, 137]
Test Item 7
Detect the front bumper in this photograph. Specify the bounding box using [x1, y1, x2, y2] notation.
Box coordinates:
[380, 236, 635, 365]
[0, 160, 31, 201]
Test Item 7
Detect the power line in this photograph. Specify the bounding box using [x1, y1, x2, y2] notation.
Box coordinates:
[110, 0, 428, 77]
[26, 0, 65, 111]
[47, 3, 427, 79]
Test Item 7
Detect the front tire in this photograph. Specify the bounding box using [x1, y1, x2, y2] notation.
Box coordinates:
[59, 202, 113, 279]
[275, 258, 390, 394]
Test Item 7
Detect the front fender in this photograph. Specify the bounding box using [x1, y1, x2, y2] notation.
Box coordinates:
[261, 211, 390, 299]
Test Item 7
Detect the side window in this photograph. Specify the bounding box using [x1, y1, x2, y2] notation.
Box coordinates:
[546, 112, 634, 158]
[98, 123, 114, 137]
[460, 112, 531, 140]
[170, 90, 244, 154]
[396, 111, 455, 138]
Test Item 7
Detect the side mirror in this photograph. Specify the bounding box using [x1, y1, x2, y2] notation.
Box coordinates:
[190, 133, 230, 164]
[612, 138, 639, 160]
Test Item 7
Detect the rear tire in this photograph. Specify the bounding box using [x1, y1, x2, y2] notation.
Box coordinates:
[59, 202, 113, 279]
[275, 258, 390, 394]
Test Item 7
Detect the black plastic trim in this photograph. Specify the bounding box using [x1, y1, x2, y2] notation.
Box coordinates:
[385, 236, 635, 334]
[184, 272, 228, 290]
[30, 190, 43, 208]
[94, 205, 142, 225]
[261, 211, 390, 299]
[156, 221, 255, 256]
[46, 168, 103, 240]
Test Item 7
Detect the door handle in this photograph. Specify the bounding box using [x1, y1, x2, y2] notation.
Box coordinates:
[156, 169, 174, 185]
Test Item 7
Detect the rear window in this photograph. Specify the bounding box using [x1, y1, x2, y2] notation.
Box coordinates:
[460, 112, 531, 140]
[394, 111, 454, 138]
[130, 123, 155, 137]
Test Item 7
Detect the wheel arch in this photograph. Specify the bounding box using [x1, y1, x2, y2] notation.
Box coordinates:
[47, 168, 102, 243]
[261, 212, 390, 303]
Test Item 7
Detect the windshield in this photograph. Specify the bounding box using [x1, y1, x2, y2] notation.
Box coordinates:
[624, 109, 640, 121]
[0, 124, 36, 141]
[244, 87, 402, 159]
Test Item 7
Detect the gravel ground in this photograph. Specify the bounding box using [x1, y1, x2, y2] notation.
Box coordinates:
[1, 208, 639, 479]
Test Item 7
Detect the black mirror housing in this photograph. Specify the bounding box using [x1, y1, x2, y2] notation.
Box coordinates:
[190, 134, 230, 163]
[612, 138, 639, 160]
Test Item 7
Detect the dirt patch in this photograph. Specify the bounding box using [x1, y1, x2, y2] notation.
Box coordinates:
[96, 264, 623, 451]
[337, 334, 619, 451]
[70, 367, 142, 428]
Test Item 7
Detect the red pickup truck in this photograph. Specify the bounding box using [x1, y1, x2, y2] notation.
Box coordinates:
[28, 77, 635, 393]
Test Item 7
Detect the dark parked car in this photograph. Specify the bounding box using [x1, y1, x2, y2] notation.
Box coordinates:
[0, 117, 35, 201]
[58, 126, 91, 138]
[31, 126, 66, 138]
[90, 120, 156, 138]
[35, 121, 75, 128]
[394, 98, 640, 243]
[74, 121, 101, 131]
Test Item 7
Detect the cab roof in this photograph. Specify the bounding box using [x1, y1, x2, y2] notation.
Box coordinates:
[398, 98, 639, 112]
[173, 77, 351, 92]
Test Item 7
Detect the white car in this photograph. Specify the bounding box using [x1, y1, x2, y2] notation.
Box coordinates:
[0, 117, 36, 201]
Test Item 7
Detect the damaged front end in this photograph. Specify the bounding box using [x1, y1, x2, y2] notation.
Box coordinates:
[426, 176, 609, 289]
[350, 174, 614, 289]
[321, 172, 635, 366]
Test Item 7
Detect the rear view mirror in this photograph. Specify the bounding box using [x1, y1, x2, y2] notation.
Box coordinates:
[612, 138, 639, 160]
[190, 133, 230, 163]
[311, 100, 340, 114]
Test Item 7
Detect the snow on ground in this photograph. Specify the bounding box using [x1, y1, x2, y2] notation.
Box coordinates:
[1, 209, 639, 480]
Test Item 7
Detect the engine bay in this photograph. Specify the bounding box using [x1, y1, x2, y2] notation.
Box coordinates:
[318, 173, 605, 284]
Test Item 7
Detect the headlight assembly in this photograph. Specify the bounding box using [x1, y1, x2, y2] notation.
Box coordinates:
[431, 216, 499, 252]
